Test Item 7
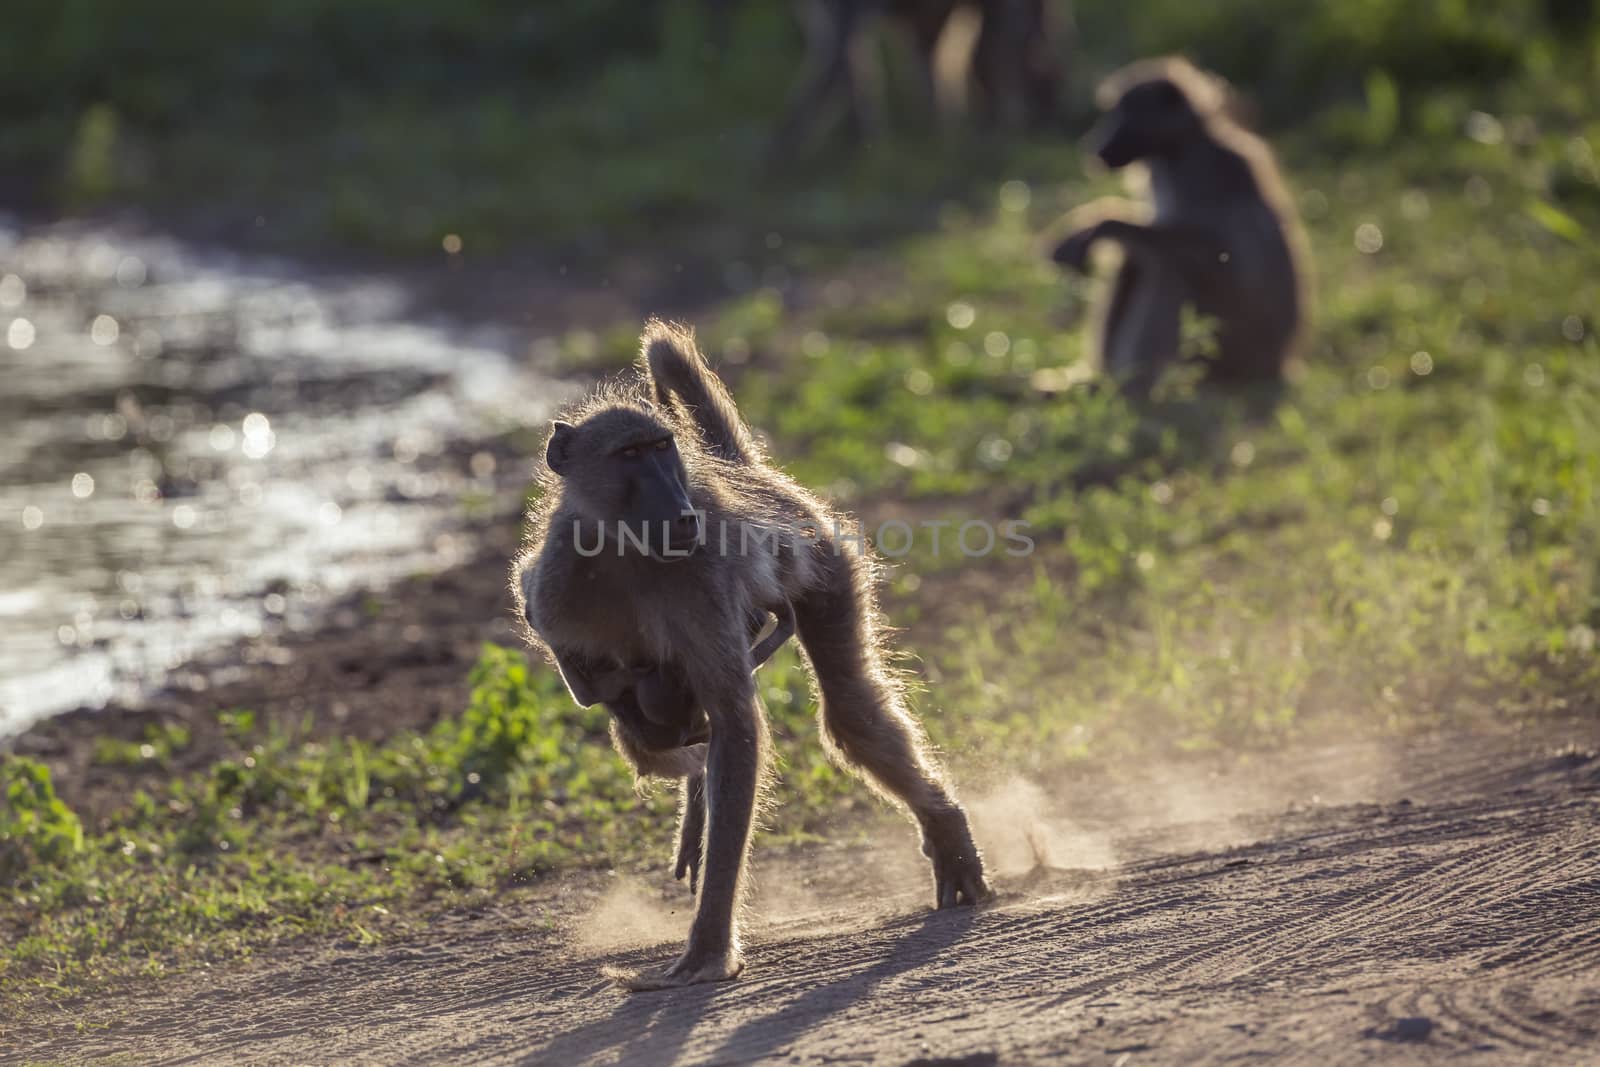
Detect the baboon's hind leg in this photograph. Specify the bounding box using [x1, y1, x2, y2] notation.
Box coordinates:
[767, 0, 870, 161]
[1102, 254, 1182, 396]
[794, 564, 989, 907]
[675, 773, 706, 894]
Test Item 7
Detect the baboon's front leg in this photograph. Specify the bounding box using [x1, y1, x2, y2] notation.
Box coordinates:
[618, 675, 764, 991]
[667, 608, 789, 899]
[1092, 219, 1233, 287]
[1050, 197, 1143, 273]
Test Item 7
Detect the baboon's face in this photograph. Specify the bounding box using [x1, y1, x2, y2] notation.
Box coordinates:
[547, 408, 703, 556]
[1085, 77, 1200, 168]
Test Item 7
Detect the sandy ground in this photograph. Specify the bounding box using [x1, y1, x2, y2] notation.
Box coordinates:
[8, 725, 1598, 1067]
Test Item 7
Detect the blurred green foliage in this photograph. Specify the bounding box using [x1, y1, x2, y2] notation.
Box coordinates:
[62, 101, 118, 206]
[1081, 0, 1543, 115]
[1, 1, 658, 125]
[5, 0, 1586, 130]
[3, 0, 1593, 259]
[92, 721, 192, 766]
[0, 758, 85, 879]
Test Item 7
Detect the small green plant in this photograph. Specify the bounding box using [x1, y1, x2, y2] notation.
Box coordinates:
[0, 758, 85, 880]
[93, 721, 193, 766]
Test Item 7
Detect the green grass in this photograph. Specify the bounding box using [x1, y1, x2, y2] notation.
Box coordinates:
[4, 0, 1600, 1021]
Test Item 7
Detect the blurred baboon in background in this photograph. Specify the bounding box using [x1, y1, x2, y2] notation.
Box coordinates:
[970, 0, 1067, 129]
[760, 0, 1069, 159]
[1048, 57, 1307, 394]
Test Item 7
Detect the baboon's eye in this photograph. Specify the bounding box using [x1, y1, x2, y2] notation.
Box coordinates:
[654, 439, 672, 451]
[621, 446, 640, 458]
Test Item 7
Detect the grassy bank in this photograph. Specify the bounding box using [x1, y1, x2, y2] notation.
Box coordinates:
[1, 645, 844, 1010]
[5, 0, 1600, 1019]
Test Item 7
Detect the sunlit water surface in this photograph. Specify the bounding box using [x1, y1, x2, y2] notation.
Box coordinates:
[0, 219, 562, 737]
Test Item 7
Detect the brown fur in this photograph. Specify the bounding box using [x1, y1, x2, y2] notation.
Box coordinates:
[512, 321, 988, 989]
[1049, 56, 1309, 393]
[765, 0, 1068, 160]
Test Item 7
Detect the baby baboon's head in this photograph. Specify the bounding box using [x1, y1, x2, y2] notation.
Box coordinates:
[1085, 57, 1222, 168]
[545, 404, 704, 556]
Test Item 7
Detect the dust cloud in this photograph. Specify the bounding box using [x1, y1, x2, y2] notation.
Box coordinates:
[967, 777, 1118, 875]
[572, 878, 690, 953]
[962, 736, 1408, 870]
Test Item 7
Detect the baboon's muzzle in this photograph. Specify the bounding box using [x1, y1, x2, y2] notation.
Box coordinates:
[637, 451, 701, 555]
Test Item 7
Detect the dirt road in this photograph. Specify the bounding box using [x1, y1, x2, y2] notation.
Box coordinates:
[10, 727, 1599, 1066]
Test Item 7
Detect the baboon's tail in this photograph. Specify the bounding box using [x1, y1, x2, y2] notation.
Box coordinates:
[641, 319, 759, 466]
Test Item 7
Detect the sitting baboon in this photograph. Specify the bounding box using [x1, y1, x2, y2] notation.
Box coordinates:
[513, 321, 988, 989]
[765, 0, 1068, 158]
[1048, 56, 1308, 393]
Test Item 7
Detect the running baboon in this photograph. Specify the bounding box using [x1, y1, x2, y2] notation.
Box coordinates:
[1049, 57, 1307, 393]
[766, 0, 1067, 159]
[513, 321, 988, 989]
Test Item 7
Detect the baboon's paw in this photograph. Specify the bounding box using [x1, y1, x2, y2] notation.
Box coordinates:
[923, 813, 993, 909]
[673, 775, 706, 895]
[1051, 227, 1098, 273]
[672, 835, 703, 895]
[606, 950, 743, 992]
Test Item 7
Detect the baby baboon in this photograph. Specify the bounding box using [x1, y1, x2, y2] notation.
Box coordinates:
[1049, 56, 1307, 393]
[513, 321, 988, 989]
[766, 0, 1067, 159]
[561, 603, 793, 893]
[570, 603, 793, 755]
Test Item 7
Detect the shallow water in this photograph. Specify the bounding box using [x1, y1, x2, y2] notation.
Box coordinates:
[0, 219, 564, 737]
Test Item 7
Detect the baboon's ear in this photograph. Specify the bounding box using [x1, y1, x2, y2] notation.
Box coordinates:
[545, 421, 578, 475]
